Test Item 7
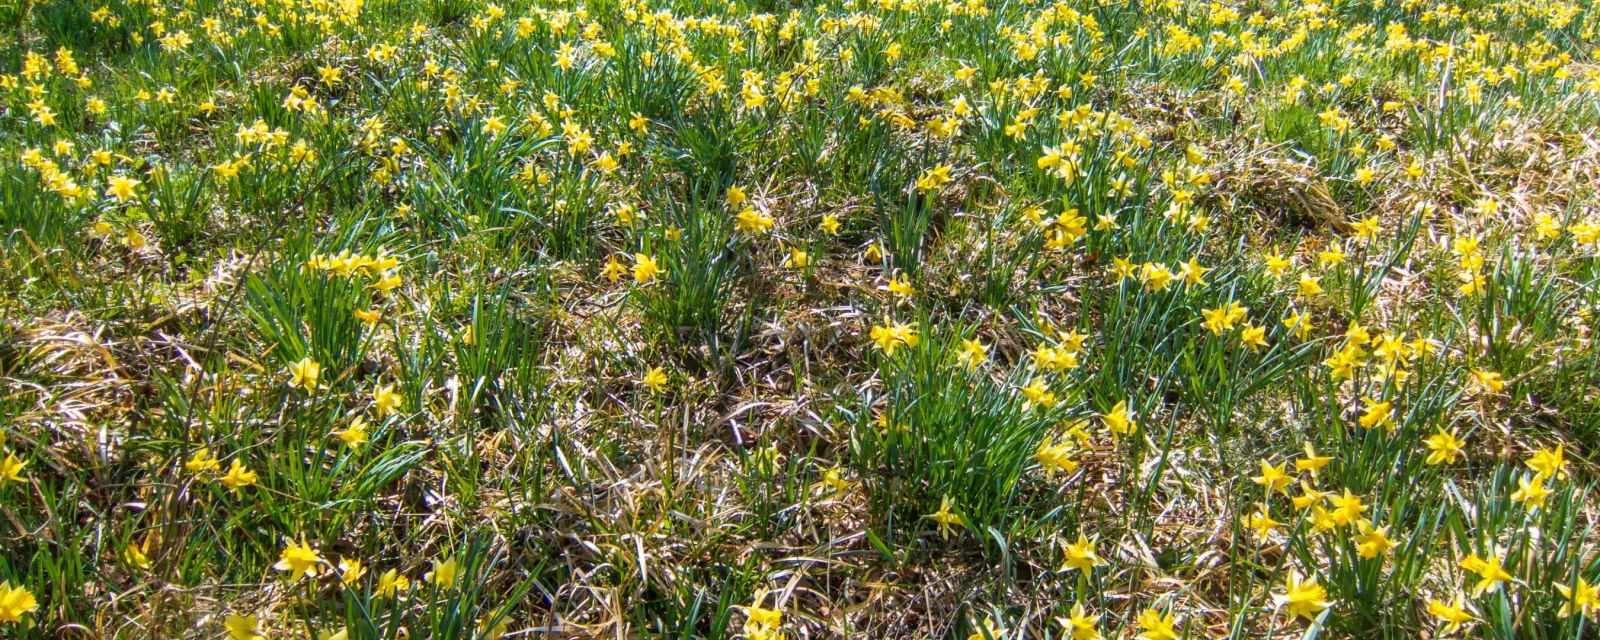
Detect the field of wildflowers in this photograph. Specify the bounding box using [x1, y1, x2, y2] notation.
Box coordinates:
[2, 0, 1600, 636]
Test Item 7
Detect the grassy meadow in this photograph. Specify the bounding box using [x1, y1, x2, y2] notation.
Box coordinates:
[2, 0, 1600, 637]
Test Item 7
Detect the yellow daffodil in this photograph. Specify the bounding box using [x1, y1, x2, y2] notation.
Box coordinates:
[224, 613, 266, 640]
[0, 453, 25, 484]
[926, 494, 964, 540]
[632, 254, 662, 284]
[1556, 577, 1599, 619]
[0, 582, 39, 624]
[427, 556, 460, 588]
[1102, 400, 1136, 437]
[288, 357, 321, 391]
[1275, 571, 1331, 620]
[1135, 608, 1178, 640]
[220, 458, 257, 492]
[1253, 460, 1292, 495]
[1058, 534, 1106, 573]
[1427, 595, 1474, 635]
[275, 539, 323, 578]
[641, 366, 668, 393]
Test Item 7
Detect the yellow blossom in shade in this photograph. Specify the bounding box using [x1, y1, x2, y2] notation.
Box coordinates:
[1555, 577, 1599, 619]
[1034, 438, 1078, 478]
[1274, 571, 1331, 620]
[372, 383, 402, 417]
[1102, 400, 1136, 436]
[0, 582, 39, 624]
[1059, 331, 1088, 355]
[915, 164, 952, 193]
[220, 458, 257, 492]
[1354, 521, 1394, 558]
[1135, 608, 1178, 640]
[353, 308, 381, 325]
[1297, 274, 1323, 298]
[224, 613, 266, 640]
[1239, 324, 1267, 351]
[1057, 603, 1102, 640]
[814, 466, 850, 494]
[1253, 460, 1292, 495]
[1058, 534, 1106, 573]
[124, 540, 151, 571]
[926, 494, 964, 540]
[725, 185, 747, 208]
[1469, 369, 1505, 393]
[1020, 377, 1057, 408]
[886, 273, 915, 297]
[275, 539, 323, 578]
[1323, 343, 1365, 380]
[631, 254, 662, 284]
[338, 557, 366, 586]
[1223, 302, 1248, 325]
[1245, 503, 1281, 541]
[1293, 482, 1329, 511]
[288, 356, 321, 391]
[1358, 398, 1394, 430]
[1423, 427, 1465, 465]
[1317, 246, 1345, 268]
[1511, 474, 1551, 510]
[0, 453, 25, 483]
[1283, 309, 1313, 340]
[1141, 263, 1175, 291]
[641, 366, 668, 393]
[1309, 505, 1340, 533]
[1264, 251, 1293, 277]
[1347, 321, 1378, 345]
[376, 569, 411, 598]
[785, 247, 809, 269]
[956, 338, 988, 368]
[1427, 595, 1475, 635]
[735, 206, 775, 234]
[1527, 445, 1568, 480]
[1460, 552, 1513, 596]
[427, 557, 460, 588]
[819, 214, 840, 235]
[185, 447, 221, 475]
[1032, 343, 1078, 372]
[1294, 443, 1331, 477]
[335, 417, 369, 449]
[1064, 419, 1094, 446]
[601, 256, 626, 283]
[369, 271, 402, 294]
